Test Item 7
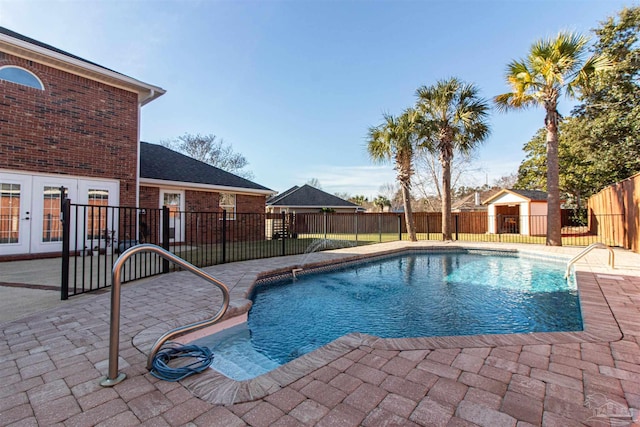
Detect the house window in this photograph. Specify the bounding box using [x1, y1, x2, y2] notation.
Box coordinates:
[219, 193, 236, 219]
[0, 66, 44, 90]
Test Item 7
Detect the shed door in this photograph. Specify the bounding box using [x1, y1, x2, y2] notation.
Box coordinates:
[496, 205, 520, 234]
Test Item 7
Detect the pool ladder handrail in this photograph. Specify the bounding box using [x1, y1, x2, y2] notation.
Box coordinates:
[564, 242, 615, 278]
[100, 243, 230, 387]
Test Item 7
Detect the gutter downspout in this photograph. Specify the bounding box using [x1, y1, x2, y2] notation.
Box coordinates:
[135, 89, 154, 230]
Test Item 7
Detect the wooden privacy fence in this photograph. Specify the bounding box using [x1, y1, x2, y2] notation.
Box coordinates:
[587, 172, 640, 253]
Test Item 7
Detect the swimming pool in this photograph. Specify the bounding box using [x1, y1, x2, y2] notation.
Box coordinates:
[191, 250, 582, 380]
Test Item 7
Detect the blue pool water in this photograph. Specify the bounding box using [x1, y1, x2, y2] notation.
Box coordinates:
[191, 251, 582, 380]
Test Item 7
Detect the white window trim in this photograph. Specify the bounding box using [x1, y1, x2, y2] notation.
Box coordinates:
[219, 192, 236, 220]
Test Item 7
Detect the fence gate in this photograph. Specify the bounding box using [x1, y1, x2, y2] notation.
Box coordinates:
[60, 201, 168, 299]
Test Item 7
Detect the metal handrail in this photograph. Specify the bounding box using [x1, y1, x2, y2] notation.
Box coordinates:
[100, 244, 229, 387]
[564, 242, 615, 278]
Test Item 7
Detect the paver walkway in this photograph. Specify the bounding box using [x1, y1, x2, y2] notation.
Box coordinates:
[2, 242, 640, 426]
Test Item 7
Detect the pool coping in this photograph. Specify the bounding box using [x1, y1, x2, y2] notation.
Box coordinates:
[140, 245, 623, 405]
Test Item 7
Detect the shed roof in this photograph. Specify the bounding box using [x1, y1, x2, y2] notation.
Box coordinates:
[140, 142, 273, 194]
[483, 189, 548, 204]
[267, 185, 359, 208]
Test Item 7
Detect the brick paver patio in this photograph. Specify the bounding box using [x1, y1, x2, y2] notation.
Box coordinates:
[2, 241, 640, 426]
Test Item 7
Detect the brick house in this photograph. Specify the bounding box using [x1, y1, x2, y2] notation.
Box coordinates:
[0, 27, 271, 258]
[139, 142, 273, 244]
[0, 26, 165, 257]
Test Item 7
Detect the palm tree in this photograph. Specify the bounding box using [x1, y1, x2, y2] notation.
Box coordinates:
[495, 32, 610, 246]
[415, 78, 491, 241]
[373, 195, 391, 212]
[349, 195, 368, 206]
[367, 109, 420, 241]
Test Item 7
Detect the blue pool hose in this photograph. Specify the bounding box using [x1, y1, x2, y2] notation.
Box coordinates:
[150, 343, 214, 382]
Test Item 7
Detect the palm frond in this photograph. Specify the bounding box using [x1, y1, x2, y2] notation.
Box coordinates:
[567, 52, 614, 96]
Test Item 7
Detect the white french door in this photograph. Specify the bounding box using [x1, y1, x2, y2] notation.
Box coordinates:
[0, 172, 32, 255]
[0, 171, 119, 256]
[78, 181, 120, 253]
[30, 175, 78, 254]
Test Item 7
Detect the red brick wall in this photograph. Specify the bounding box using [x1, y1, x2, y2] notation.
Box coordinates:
[138, 187, 267, 244]
[137, 186, 160, 243]
[0, 52, 139, 206]
[237, 194, 267, 214]
[139, 186, 159, 210]
[184, 191, 266, 215]
[185, 190, 219, 212]
[184, 191, 266, 243]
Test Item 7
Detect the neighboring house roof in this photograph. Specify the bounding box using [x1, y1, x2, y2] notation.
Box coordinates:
[0, 26, 165, 105]
[267, 185, 360, 209]
[267, 186, 300, 204]
[483, 189, 548, 205]
[452, 188, 501, 211]
[139, 142, 274, 195]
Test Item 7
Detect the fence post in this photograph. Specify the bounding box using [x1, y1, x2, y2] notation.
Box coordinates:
[281, 212, 286, 256]
[222, 210, 227, 263]
[378, 214, 382, 243]
[426, 215, 430, 240]
[162, 206, 170, 273]
[60, 190, 70, 300]
[355, 212, 358, 246]
[398, 215, 402, 241]
[455, 215, 459, 241]
[323, 212, 328, 241]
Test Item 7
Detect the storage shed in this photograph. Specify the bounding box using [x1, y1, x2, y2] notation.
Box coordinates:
[483, 189, 548, 236]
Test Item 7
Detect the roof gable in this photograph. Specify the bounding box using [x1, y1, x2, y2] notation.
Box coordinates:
[267, 186, 299, 204]
[0, 26, 165, 105]
[483, 188, 548, 204]
[140, 142, 273, 193]
[266, 185, 359, 208]
[0, 26, 116, 73]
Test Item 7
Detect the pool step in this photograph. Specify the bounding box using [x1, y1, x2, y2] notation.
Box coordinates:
[211, 340, 280, 380]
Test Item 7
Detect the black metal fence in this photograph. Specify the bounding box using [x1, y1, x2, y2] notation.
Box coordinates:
[60, 202, 625, 299]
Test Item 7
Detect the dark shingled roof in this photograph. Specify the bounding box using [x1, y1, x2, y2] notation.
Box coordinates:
[507, 189, 548, 201]
[140, 142, 272, 192]
[0, 26, 120, 75]
[267, 185, 359, 208]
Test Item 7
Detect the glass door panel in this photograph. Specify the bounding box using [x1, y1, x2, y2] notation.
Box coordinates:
[41, 186, 64, 242]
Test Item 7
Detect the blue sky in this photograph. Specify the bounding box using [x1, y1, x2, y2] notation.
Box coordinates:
[0, 0, 634, 198]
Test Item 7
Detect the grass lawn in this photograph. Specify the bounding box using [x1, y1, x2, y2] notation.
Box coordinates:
[174, 231, 605, 268]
